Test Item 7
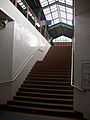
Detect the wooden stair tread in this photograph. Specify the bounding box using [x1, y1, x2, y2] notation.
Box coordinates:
[8, 100, 73, 108]
[4, 104, 74, 113]
[14, 95, 73, 102]
[17, 91, 73, 98]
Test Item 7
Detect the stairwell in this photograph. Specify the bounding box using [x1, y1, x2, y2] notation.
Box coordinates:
[0, 46, 83, 119]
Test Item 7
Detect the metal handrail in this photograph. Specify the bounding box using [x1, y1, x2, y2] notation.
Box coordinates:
[0, 48, 39, 85]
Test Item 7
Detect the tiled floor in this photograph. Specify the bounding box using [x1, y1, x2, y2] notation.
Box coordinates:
[0, 111, 84, 120]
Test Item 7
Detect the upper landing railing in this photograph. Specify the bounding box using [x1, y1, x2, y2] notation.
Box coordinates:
[10, 0, 51, 41]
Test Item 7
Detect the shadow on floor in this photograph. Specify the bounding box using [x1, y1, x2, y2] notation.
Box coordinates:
[0, 111, 84, 120]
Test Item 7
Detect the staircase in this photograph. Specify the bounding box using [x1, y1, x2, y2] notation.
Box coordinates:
[1, 46, 83, 118]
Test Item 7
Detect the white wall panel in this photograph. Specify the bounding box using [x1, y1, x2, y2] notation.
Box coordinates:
[0, 21, 14, 83]
[0, 0, 50, 104]
[74, 0, 90, 119]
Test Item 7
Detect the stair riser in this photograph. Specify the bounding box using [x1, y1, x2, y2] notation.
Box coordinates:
[2, 105, 81, 118]
[16, 92, 73, 99]
[31, 69, 70, 72]
[19, 88, 73, 94]
[24, 81, 71, 86]
[21, 85, 73, 90]
[30, 71, 70, 75]
[7, 101, 73, 110]
[14, 97, 73, 104]
[26, 77, 71, 81]
[28, 75, 70, 78]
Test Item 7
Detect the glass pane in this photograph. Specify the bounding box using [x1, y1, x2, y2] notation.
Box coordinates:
[39, 0, 46, 2]
[43, 7, 50, 14]
[45, 14, 52, 20]
[61, 18, 66, 23]
[59, 5, 65, 11]
[66, 7, 73, 14]
[52, 11, 58, 19]
[61, 11, 66, 18]
[50, 4, 57, 12]
[59, 0, 65, 3]
[40, 1, 48, 7]
[66, 0, 73, 6]
[48, 0, 55, 4]
[67, 20, 72, 25]
[67, 13, 73, 20]
[54, 18, 59, 24]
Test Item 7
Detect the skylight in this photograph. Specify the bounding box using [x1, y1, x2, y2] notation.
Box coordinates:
[39, 0, 73, 26]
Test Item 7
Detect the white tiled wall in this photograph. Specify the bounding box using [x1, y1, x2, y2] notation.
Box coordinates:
[0, 0, 50, 104]
[74, 0, 90, 119]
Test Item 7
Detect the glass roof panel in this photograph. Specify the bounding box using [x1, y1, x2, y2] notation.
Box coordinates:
[40, 0, 46, 2]
[39, 0, 73, 26]
[52, 14, 58, 19]
[67, 13, 73, 20]
[50, 4, 57, 12]
[66, 7, 73, 14]
[61, 18, 66, 23]
[61, 11, 66, 18]
[54, 18, 59, 24]
[58, 0, 65, 3]
[59, 5, 65, 11]
[67, 20, 72, 25]
[48, 0, 55, 4]
[43, 7, 50, 14]
[40, 0, 48, 7]
[45, 13, 52, 20]
[66, 0, 73, 5]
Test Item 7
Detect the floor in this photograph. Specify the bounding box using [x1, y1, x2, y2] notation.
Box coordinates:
[0, 111, 84, 120]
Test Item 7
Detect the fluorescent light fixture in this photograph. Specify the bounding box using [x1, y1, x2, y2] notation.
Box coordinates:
[36, 22, 40, 27]
[18, 2, 23, 6]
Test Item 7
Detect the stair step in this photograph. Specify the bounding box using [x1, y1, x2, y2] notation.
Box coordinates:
[7, 100, 73, 110]
[26, 77, 71, 81]
[19, 87, 73, 94]
[30, 71, 70, 74]
[1, 104, 82, 118]
[14, 96, 73, 104]
[31, 68, 70, 72]
[21, 84, 73, 90]
[24, 80, 71, 86]
[28, 74, 70, 78]
[16, 91, 73, 99]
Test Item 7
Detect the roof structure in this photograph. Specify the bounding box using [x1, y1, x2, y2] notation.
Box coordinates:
[17, 0, 74, 39]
